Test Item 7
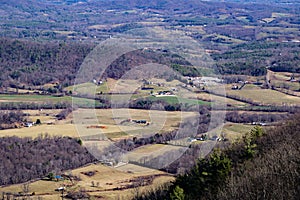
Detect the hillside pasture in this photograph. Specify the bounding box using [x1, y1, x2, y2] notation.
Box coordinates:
[126, 144, 187, 169]
[222, 122, 255, 141]
[95, 108, 199, 134]
[0, 163, 174, 200]
[0, 123, 78, 138]
[268, 70, 300, 92]
[0, 94, 70, 103]
[0, 94, 99, 107]
[226, 84, 300, 105]
[196, 92, 248, 107]
[0, 108, 198, 140]
[65, 81, 109, 95]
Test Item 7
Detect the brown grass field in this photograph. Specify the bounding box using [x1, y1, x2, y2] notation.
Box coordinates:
[267, 70, 300, 92]
[125, 144, 187, 168]
[0, 124, 78, 138]
[0, 108, 198, 140]
[226, 84, 300, 105]
[222, 122, 255, 141]
[0, 163, 174, 200]
[196, 93, 249, 107]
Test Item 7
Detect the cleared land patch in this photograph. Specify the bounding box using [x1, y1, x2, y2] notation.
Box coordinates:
[0, 163, 174, 200]
[226, 84, 300, 105]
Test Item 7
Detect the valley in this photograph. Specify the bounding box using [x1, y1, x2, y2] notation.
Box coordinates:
[0, 0, 299, 199]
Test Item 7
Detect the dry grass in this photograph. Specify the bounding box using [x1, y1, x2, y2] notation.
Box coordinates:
[226, 84, 300, 105]
[0, 163, 174, 200]
[268, 70, 300, 92]
[0, 124, 78, 138]
[271, 12, 293, 18]
[196, 93, 248, 107]
[23, 109, 62, 123]
[222, 123, 255, 141]
[261, 18, 276, 23]
[73, 108, 198, 142]
[0, 179, 62, 200]
[125, 144, 187, 170]
[0, 108, 197, 139]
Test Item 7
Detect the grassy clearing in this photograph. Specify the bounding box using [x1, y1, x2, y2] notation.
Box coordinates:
[65, 82, 109, 95]
[0, 124, 78, 138]
[263, 27, 299, 33]
[271, 12, 293, 18]
[215, 34, 245, 44]
[226, 84, 300, 105]
[186, 25, 206, 34]
[236, 16, 250, 22]
[222, 123, 255, 141]
[24, 109, 62, 123]
[0, 94, 70, 102]
[0, 109, 78, 138]
[126, 144, 187, 167]
[0, 94, 99, 107]
[6, 87, 34, 94]
[148, 95, 210, 106]
[95, 108, 198, 133]
[261, 18, 276, 23]
[70, 108, 199, 140]
[268, 70, 300, 91]
[128, 144, 185, 158]
[0, 108, 196, 139]
[196, 93, 248, 107]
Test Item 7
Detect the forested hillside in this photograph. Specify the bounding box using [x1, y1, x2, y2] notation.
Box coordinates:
[213, 42, 300, 75]
[0, 136, 95, 186]
[0, 38, 93, 88]
[1, 38, 299, 91]
[134, 115, 300, 200]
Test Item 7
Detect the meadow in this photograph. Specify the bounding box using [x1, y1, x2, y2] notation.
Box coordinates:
[0, 163, 174, 200]
[0, 94, 99, 108]
[226, 84, 300, 105]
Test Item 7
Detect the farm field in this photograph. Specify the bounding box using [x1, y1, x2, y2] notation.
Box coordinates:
[222, 123, 256, 141]
[23, 109, 63, 122]
[74, 108, 199, 140]
[0, 94, 98, 107]
[0, 163, 174, 200]
[0, 108, 199, 139]
[196, 93, 249, 107]
[226, 84, 300, 105]
[126, 144, 187, 169]
[64, 82, 109, 95]
[0, 123, 78, 138]
[94, 108, 199, 133]
[0, 94, 71, 102]
[267, 70, 300, 92]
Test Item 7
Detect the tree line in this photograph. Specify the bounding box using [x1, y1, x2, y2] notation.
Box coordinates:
[133, 114, 300, 200]
[0, 110, 25, 130]
[0, 135, 95, 186]
[212, 42, 300, 75]
[0, 38, 93, 88]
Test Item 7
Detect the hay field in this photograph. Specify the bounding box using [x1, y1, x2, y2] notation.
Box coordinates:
[226, 84, 300, 105]
[95, 108, 198, 134]
[0, 124, 78, 138]
[125, 144, 187, 169]
[0, 108, 198, 140]
[196, 93, 248, 107]
[0, 94, 98, 107]
[0, 94, 70, 103]
[222, 123, 255, 141]
[0, 163, 174, 200]
[73, 108, 198, 141]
